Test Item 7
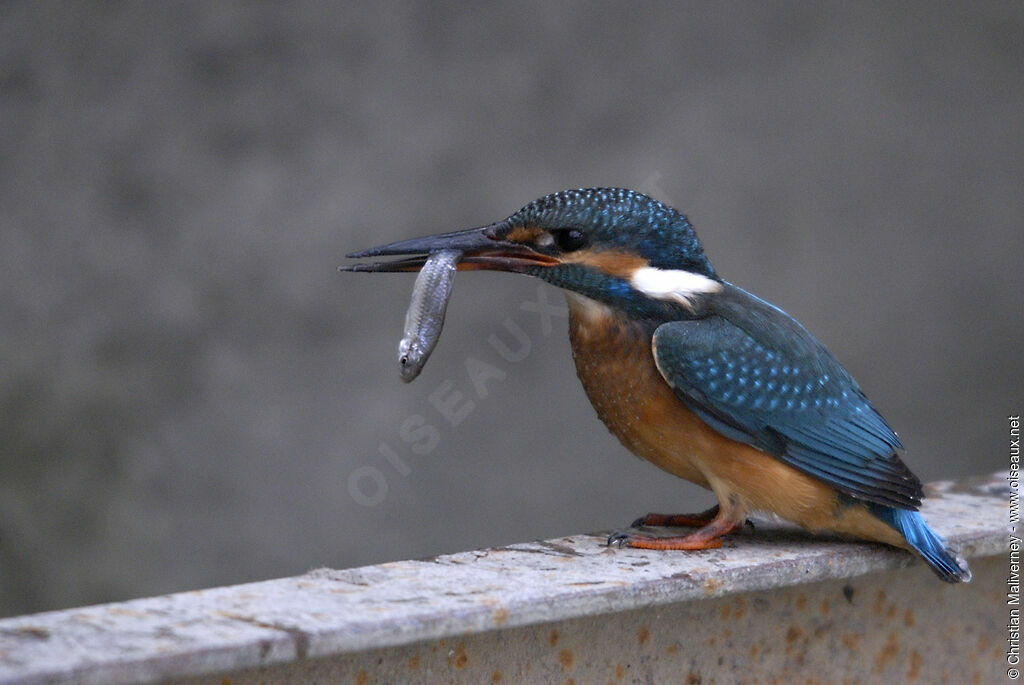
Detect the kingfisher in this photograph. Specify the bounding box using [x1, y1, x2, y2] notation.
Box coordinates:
[343, 188, 970, 582]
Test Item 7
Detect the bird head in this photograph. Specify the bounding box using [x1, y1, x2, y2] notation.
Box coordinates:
[343, 188, 721, 320]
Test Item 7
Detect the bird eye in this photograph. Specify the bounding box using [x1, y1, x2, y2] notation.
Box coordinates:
[552, 228, 589, 252]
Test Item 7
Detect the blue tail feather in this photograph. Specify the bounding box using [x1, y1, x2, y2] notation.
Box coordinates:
[870, 505, 971, 583]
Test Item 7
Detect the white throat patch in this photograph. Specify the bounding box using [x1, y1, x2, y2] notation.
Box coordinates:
[565, 291, 614, 323]
[629, 266, 721, 310]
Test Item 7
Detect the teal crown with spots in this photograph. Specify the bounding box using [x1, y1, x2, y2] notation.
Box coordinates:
[505, 187, 717, 278]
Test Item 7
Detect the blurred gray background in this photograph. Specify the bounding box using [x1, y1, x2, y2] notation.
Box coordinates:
[1, 2, 1022, 617]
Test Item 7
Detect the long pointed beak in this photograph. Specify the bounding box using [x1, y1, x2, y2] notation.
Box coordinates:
[340, 223, 560, 273]
[346, 224, 501, 258]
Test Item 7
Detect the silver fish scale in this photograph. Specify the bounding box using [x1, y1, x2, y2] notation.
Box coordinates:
[398, 249, 461, 382]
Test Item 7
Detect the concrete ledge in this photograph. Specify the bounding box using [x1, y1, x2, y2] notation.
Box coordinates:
[0, 473, 1012, 684]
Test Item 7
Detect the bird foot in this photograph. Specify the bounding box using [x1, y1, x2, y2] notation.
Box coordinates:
[609, 508, 742, 551]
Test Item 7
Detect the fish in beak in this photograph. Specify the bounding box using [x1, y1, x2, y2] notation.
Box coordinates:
[339, 223, 560, 273]
[340, 222, 559, 382]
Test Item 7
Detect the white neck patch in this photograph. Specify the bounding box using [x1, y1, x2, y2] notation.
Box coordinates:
[629, 266, 721, 310]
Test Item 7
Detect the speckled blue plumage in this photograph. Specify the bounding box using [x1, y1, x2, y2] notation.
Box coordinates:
[507, 188, 717, 277]
[652, 286, 922, 510]
[511, 188, 923, 510]
[648, 278, 966, 578]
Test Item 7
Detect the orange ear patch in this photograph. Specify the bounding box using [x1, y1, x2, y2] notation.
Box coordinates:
[561, 248, 648, 278]
[504, 224, 546, 243]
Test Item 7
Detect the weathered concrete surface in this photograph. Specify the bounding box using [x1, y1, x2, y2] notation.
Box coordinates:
[178, 556, 1005, 685]
[0, 473, 1011, 684]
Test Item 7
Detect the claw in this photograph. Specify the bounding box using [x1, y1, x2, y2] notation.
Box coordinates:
[606, 531, 630, 547]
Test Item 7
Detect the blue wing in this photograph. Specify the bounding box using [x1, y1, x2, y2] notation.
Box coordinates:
[652, 286, 922, 510]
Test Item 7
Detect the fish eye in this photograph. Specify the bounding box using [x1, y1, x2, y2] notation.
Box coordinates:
[552, 228, 589, 252]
